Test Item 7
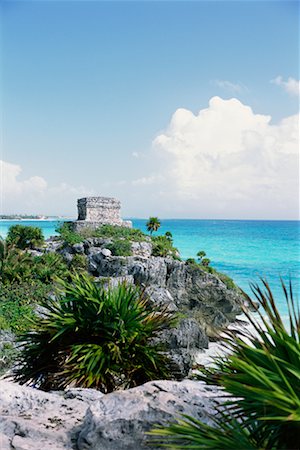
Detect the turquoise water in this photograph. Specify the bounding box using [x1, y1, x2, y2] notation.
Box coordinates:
[1, 219, 299, 314]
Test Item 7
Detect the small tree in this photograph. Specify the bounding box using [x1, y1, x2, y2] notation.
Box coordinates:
[196, 250, 206, 263]
[6, 225, 44, 250]
[146, 217, 161, 235]
[201, 257, 211, 267]
[165, 231, 173, 242]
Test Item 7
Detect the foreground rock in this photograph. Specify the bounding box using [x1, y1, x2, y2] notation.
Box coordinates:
[0, 379, 220, 450]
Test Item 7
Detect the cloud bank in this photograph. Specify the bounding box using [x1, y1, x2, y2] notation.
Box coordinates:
[0, 160, 94, 216]
[1, 97, 299, 219]
[153, 96, 299, 219]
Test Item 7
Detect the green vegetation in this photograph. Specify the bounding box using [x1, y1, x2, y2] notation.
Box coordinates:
[0, 342, 18, 376]
[150, 280, 300, 450]
[0, 244, 35, 284]
[13, 274, 175, 392]
[106, 239, 132, 256]
[90, 224, 146, 241]
[6, 224, 44, 249]
[146, 217, 161, 235]
[185, 251, 237, 288]
[196, 250, 211, 267]
[151, 234, 180, 259]
[69, 254, 88, 272]
[55, 222, 83, 245]
[0, 282, 49, 332]
[0, 244, 69, 286]
[0, 229, 71, 334]
[56, 222, 147, 245]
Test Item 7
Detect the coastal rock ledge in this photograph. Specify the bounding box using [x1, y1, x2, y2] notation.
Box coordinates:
[0, 379, 220, 450]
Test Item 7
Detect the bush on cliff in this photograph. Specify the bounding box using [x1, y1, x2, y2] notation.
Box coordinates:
[150, 279, 300, 450]
[0, 244, 69, 285]
[56, 222, 83, 245]
[0, 282, 49, 332]
[56, 222, 147, 244]
[92, 224, 146, 242]
[151, 235, 180, 259]
[13, 274, 175, 392]
[6, 225, 44, 250]
[106, 239, 132, 256]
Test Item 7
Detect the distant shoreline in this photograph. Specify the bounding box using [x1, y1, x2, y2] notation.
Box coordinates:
[0, 218, 73, 222]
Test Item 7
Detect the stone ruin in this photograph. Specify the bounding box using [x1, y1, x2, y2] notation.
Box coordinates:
[72, 197, 132, 232]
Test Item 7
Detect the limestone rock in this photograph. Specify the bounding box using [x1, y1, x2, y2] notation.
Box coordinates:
[77, 379, 219, 450]
[0, 379, 221, 450]
[99, 248, 112, 257]
[0, 380, 88, 450]
[72, 243, 85, 254]
[130, 241, 152, 258]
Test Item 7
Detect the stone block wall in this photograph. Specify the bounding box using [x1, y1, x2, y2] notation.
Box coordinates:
[72, 197, 132, 231]
[77, 197, 122, 224]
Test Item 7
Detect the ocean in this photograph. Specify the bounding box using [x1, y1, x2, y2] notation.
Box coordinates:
[1, 219, 299, 315]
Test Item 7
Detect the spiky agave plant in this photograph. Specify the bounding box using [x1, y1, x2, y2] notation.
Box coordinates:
[12, 273, 175, 392]
[150, 279, 300, 450]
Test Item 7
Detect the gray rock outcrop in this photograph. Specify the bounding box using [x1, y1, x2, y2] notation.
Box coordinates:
[41, 235, 244, 378]
[0, 379, 220, 450]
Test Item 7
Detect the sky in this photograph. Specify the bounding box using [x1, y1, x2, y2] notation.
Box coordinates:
[1, 0, 299, 219]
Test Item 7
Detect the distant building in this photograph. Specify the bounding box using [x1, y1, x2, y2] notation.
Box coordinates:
[72, 197, 132, 231]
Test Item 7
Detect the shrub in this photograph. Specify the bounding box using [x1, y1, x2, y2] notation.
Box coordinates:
[69, 254, 88, 272]
[150, 279, 300, 449]
[92, 224, 147, 242]
[0, 282, 49, 333]
[13, 274, 175, 392]
[6, 225, 44, 249]
[218, 272, 237, 290]
[185, 258, 197, 266]
[0, 245, 35, 284]
[33, 253, 69, 283]
[0, 245, 69, 285]
[56, 222, 83, 245]
[106, 239, 132, 256]
[201, 257, 211, 267]
[151, 235, 180, 259]
[56, 223, 147, 244]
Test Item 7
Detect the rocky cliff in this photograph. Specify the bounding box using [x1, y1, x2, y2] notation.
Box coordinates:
[51, 236, 245, 377]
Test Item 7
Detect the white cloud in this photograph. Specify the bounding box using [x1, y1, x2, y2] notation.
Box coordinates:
[271, 76, 300, 96]
[131, 175, 164, 186]
[0, 160, 94, 215]
[212, 80, 248, 93]
[152, 96, 299, 219]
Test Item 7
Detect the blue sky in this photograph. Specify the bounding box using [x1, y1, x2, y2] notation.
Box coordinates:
[1, 0, 299, 218]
